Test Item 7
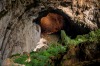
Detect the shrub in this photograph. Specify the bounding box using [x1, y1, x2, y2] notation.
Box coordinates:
[13, 29, 100, 66]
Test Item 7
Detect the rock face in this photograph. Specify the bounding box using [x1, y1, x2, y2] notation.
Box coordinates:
[1, 14, 41, 59]
[61, 41, 100, 66]
[1, 58, 25, 66]
[0, 0, 41, 60]
[33, 38, 48, 52]
[0, 0, 100, 63]
[58, 0, 100, 30]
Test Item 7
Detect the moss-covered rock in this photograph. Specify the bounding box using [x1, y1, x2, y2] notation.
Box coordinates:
[11, 29, 100, 66]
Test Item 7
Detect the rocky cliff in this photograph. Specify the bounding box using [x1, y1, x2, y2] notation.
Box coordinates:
[0, 0, 41, 60]
[0, 0, 100, 65]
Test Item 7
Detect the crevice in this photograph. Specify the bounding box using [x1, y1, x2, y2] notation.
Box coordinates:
[25, 0, 39, 12]
[0, 10, 8, 20]
[1, 28, 11, 59]
[33, 7, 91, 39]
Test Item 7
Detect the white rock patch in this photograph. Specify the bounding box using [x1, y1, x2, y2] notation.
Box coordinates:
[33, 38, 48, 52]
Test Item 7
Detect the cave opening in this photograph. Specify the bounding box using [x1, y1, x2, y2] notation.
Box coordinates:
[33, 7, 90, 39]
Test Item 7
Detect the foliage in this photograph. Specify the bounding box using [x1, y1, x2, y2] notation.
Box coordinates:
[14, 54, 28, 64]
[13, 29, 100, 66]
[61, 29, 100, 45]
[61, 30, 71, 46]
[14, 42, 66, 66]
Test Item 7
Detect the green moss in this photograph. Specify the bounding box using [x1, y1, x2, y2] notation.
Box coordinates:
[61, 30, 71, 45]
[61, 29, 100, 45]
[13, 29, 100, 66]
[14, 54, 28, 64]
[14, 42, 66, 66]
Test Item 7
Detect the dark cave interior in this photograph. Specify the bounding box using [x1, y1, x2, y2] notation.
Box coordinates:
[33, 7, 90, 39]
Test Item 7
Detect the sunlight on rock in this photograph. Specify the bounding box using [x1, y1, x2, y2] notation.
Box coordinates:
[58, 6, 73, 18]
[33, 38, 48, 52]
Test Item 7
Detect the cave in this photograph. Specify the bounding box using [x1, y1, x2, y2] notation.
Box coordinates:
[33, 7, 90, 39]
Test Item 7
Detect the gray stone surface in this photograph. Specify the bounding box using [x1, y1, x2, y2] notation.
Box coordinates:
[1, 12, 41, 59]
[0, 0, 100, 62]
[0, 0, 41, 60]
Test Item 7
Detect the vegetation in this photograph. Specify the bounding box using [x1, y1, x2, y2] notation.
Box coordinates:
[13, 29, 100, 66]
[14, 42, 66, 66]
[61, 29, 100, 46]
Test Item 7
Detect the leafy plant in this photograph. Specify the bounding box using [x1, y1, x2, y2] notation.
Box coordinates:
[14, 42, 66, 66]
[61, 29, 100, 45]
[13, 29, 100, 66]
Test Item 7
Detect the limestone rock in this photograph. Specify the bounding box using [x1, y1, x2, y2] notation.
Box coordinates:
[0, 0, 100, 64]
[0, 0, 41, 60]
[1, 58, 25, 66]
[1, 12, 41, 59]
[58, 0, 100, 30]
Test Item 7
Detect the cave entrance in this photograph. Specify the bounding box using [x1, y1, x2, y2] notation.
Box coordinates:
[33, 7, 90, 39]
